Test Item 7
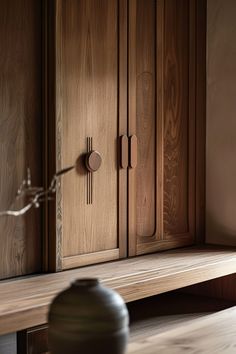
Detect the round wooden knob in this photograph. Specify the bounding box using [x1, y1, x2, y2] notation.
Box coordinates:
[85, 150, 102, 172]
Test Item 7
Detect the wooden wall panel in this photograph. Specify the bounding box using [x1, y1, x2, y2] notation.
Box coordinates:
[0, 0, 42, 279]
[51, 0, 127, 269]
[129, 0, 199, 256]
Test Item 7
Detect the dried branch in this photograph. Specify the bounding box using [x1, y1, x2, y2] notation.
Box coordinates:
[0, 165, 75, 217]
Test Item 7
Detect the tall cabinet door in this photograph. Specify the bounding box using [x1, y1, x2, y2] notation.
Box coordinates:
[128, 0, 197, 256]
[50, 0, 127, 270]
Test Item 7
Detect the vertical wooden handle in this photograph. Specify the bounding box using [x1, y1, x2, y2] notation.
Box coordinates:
[120, 135, 128, 169]
[130, 135, 137, 169]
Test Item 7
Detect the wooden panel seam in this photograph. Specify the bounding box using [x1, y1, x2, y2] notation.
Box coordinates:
[61, 249, 120, 270]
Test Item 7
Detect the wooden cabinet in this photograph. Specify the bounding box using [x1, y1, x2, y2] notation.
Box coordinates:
[0, 0, 206, 276]
[0, 0, 205, 277]
[47, 0, 205, 270]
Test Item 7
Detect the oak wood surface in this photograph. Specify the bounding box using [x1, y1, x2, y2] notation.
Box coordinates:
[48, 0, 206, 266]
[0, 246, 235, 335]
[60, 0, 118, 256]
[51, 0, 127, 270]
[128, 306, 236, 353]
[163, 0, 191, 237]
[61, 248, 119, 269]
[128, 0, 204, 256]
[128, 292, 234, 343]
[0, 0, 42, 279]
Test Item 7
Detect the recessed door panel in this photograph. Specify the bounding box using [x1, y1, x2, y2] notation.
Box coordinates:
[136, 0, 156, 239]
[163, 0, 191, 237]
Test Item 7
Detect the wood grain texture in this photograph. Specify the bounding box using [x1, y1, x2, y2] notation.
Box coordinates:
[156, 0, 165, 244]
[0, 0, 42, 279]
[128, 292, 234, 343]
[51, 0, 127, 269]
[136, 234, 195, 255]
[61, 0, 118, 256]
[130, 314, 207, 345]
[128, 0, 159, 255]
[129, 0, 202, 255]
[61, 248, 119, 270]
[0, 246, 235, 335]
[163, 0, 191, 236]
[128, 306, 236, 353]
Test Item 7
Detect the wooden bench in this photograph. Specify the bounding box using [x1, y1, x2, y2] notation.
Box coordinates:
[0, 246, 236, 335]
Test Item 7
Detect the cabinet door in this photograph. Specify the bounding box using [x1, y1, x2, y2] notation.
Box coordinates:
[50, 0, 127, 270]
[128, 0, 197, 255]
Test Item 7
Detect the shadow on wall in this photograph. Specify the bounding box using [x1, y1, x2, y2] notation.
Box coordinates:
[206, 0, 236, 247]
[206, 212, 236, 247]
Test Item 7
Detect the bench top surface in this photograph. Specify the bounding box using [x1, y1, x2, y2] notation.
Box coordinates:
[0, 245, 235, 335]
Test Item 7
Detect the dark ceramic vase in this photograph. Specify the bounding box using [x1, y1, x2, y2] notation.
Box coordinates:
[48, 278, 129, 354]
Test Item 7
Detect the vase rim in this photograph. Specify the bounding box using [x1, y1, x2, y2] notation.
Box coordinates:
[72, 278, 100, 287]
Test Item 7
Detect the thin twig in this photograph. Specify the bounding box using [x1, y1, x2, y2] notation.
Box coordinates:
[0, 165, 75, 217]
